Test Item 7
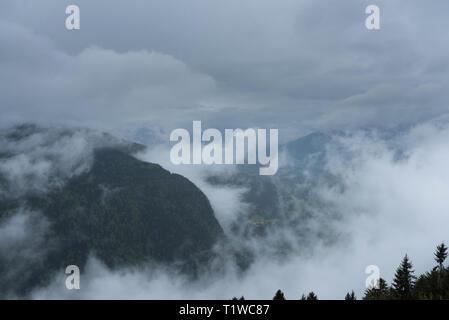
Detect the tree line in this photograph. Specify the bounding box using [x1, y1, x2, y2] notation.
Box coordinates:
[232, 242, 449, 300]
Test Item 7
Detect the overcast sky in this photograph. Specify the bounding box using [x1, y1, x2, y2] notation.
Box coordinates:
[1, 0, 449, 140]
[2, 1, 449, 299]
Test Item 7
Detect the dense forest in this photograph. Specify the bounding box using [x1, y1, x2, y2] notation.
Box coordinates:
[0, 126, 225, 297]
[233, 242, 449, 300]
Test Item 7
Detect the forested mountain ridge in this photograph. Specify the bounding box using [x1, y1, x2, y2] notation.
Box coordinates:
[0, 126, 224, 297]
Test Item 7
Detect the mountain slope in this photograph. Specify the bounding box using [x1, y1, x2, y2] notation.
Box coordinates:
[0, 126, 224, 297]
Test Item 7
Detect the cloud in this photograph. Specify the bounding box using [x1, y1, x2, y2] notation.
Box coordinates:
[0, 125, 119, 197]
[0, 209, 52, 297]
[23, 119, 449, 299]
[0, 20, 217, 132]
[2, 1, 449, 137]
[135, 145, 248, 230]
[316, 119, 449, 295]
[2, 0, 449, 300]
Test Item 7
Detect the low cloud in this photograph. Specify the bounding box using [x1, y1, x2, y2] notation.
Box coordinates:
[136, 145, 248, 231]
[0, 125, 119, 197]
[1, 0, 449, 299]
[21, 118, 449, 299]
[0, 209, 51, 298]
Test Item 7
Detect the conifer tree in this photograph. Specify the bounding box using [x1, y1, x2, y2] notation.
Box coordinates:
[434, 242, 448, 272]
[299, 292, 318, 300]
[363, 278, 390, 300]
[233, 242, 449, 300]
[273, 289, 286, 300]
[434, 242, 448, 296]
[345, 290, 356, 300]
[306, 292, 318, 300]
[392, 255, 416, 299]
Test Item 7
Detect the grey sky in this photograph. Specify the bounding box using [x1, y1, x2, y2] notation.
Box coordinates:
[1, 0, 449, 139]
[2, 1, 449, 299]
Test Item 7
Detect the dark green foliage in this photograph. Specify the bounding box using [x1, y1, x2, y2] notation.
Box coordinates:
[362, 244, 449, 300]
[264, 242, 449, 300]
[273, 289, 286, 300]
[306, 292, 318, 300]
[414, 243, 449, 299]
[1, 147, 224, 297]
[300, 292, 318, 300]
[363, 278, 391, 300]
[435, 242, 448, 297]
[344, 291, 356, 300]
[415, 270, 440, 300]
[434, 242, 448, 271]
[42, 148, 223, 266]
[392, 255, 416, 299]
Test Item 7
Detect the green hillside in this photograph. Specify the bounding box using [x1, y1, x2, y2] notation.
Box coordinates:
[0, 130, 224, 297]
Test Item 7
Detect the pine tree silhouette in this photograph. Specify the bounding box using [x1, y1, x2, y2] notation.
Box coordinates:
[306, 292, 318, 300]
[392, 255, 416, 299]
[363, 278, 390, 300]
[345, 290, 356, 300]
[434, 242, 447, 296]
[273, 289, 286, 300]
[434, 242, 448, 272]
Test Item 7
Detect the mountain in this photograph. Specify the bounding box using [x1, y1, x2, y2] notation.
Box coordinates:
[285, 132, 331, 165]
[0, 125, 224, 297]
